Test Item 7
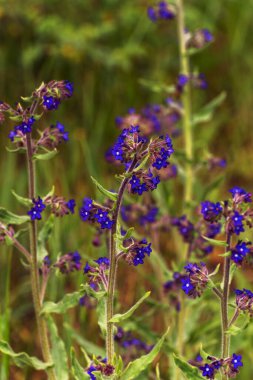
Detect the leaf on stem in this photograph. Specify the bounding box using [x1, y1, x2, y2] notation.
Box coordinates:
[70, 348, 90, 380]
[173, 355, 204, 380]
[91, 176, 117, 201]
[120, 327, 170, 380]
[0, 208, 30, 225]
[110, 291, 151, 323]
[41, 290, 84, 315]
[202, 236, 227, 247]
[0, 340, 53, 370]
[47, 316, 68, 380]
[11, 190, 33, 207]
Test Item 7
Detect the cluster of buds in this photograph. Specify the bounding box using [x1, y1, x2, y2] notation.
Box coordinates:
[191, 353, 243, 379]
[234, 288, 253, 316]
[172, 214, 221, 257]
[185, 28, 214, 49]
[27, 196, 75, 220]
[176, 73, 208, 92]
[121, 203, 159, 226]
[0, 224, 15, 245]
[123, 238, 152, 266]
[230, 241, 251, 265]
[147, 1, 176, 22]
[201, 187, 253, 237]
[84, 257, 110, 289]
[114, 327, 153, 355]
[181, 262, 209, 298]
[164, 272, 184, 311]
[54, 251, 82, 274]
[79, 198, 113, 230]
[113, 103, 181, 140]
[37, 122, 69, 149]
[86, 359, 114, 380]
[34, 80, 74, 111]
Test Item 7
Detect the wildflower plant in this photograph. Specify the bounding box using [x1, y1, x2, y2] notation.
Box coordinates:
[0, 1, 252, 380]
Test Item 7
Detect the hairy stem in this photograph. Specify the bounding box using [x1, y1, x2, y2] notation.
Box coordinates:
[26, 134, 56, 380]
[220, 233, 232, 379]
[177, 0, 193, 208]
[106, 158, 137, 363]
[175, 1, 193, 379]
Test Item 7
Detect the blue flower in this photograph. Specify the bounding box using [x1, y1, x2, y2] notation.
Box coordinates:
[231, 241, 250, 265]
[66, 199, 76, 214]
[231, 353, 243, 370]
[181, 278, 194, 295]
[231, 211, 244, 235]
[202, 28, 213, 43]
[28, 208, 42, 220]
[199, 364, 214, 379]
[64, 80, 74, 97]
[201, 201, 223, 222]
[43, 96, 60, 110]
[229, 186, 252, 203]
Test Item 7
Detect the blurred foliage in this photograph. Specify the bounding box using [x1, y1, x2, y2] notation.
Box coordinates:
[1, 0, 253, 379]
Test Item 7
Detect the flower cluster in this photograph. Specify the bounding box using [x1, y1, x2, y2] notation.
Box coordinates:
[86, 359, 114, 379]
[8, 117, 36, 141]
[147, 1, 176, 22]
[231, 241, 251, 265]
[113, 102, 181, 140]
[185, 28, 214, 49]
[176, 73, 208, 92]
[181, 262, 209, 298]
[54, 251, 81, 274]
[123, 238, 152, 266]
[128, 171, 160, 195]
[37, 122, 69, 149]
[27, 197, 46, 220]
[121, 204, 159, 226]
[79, 198, 113, 229]
[201, 201, 223, 222]
[149, 135, 174, 170]
[235, 288, 253, 316]
[194, 353, 243, 379]
[35, 80, 74, 111]
[114, 327, 153, 354]
[164, 272, 185, 311]
[84, 257, 110, 289]
[28, 195, 76, 220]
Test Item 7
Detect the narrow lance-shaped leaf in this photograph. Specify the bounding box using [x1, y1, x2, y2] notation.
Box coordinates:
[173, 355, 204, 380]
[110, 291, 151, 323]
[47, 316, 68, 380]
[120, 327, 170, 380]
[0, 208, 30, 225]
[202, 235, 227, 247]
[70, 348, 90, 380]
[11, 190, 32, 207]
[91, 176, 118, 201]
[33, 149, 58, 161]
[41, 290, 84, 315]
[0, 340, 52, 370]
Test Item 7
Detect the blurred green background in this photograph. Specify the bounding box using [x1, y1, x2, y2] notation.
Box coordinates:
[1, 0, 253, 379]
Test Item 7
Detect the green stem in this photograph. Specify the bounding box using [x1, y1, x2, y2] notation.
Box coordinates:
[175, 2, 193, 379]
[220, 233, 232, 380]
[106, 158, 137, 363]
[26, 133, 56, 380]
[177, 0, 193, 208]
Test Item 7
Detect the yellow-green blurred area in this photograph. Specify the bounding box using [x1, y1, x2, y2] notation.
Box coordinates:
[1, 0, 253, 379]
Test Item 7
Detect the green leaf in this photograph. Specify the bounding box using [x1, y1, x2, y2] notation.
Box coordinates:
[41, 290, 83, 315]
[12, 190, 32, 207]
[37, 215, 55, 263]
[70, 348, 90, 380]
[202, 236, 227, 247]
[192, 92, 226, 127]
[120, 327, 170, 380]
[91, 176, 117, 201]
[209, 264, 220, 277]
[9, 115, 23, 122]
[219, 251, 231, 257]
[0, 340, 52, 370]
[110, 292, 151, 323]
[173, 355, 204, 380]
[133, 154, 150, 173]
[0, 208, 30, 225]
[33, 149, 58, 161]
[47, 316, 68, 380]
[81, 283, 107, 300]
[21, 96, 33, 102]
